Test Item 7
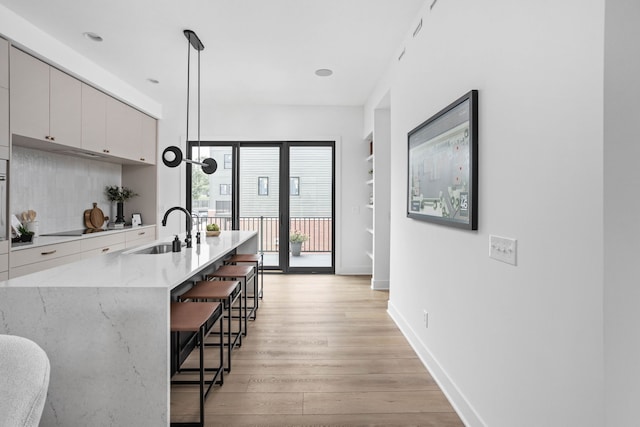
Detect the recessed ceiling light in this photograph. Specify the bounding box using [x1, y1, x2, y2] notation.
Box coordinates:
[315, 68, 333, 77]
[147, 78, 160, 84]
[83, 32, 103, 42]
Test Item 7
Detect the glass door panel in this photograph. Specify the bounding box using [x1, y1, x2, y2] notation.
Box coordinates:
[189, 145, 233, 232]
[239, 146, 281, 269]
[288, 145, 333, 270]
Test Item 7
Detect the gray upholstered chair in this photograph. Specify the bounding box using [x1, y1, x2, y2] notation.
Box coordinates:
[0, 335, 50, 427]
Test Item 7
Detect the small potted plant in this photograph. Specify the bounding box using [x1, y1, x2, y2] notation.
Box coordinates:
[105, 186, 138, 225]
[289, 230, 308, 256]
[17, 225, 34, 243]
[206, 223, 220, 237]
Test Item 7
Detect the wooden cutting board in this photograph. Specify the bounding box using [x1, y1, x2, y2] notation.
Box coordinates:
[84, 203, 105, 229]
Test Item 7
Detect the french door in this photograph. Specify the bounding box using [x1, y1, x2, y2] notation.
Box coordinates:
[187, 141, 334, 273]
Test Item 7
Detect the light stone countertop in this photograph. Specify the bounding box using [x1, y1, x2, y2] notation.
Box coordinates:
[1, 230, 258, 289]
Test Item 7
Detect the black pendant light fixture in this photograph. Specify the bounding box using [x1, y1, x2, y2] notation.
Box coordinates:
[162, 30, 217, 175]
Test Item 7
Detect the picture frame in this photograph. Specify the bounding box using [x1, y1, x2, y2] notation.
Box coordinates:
[131, 213, 142, 227]
[407, 90, 478, 230]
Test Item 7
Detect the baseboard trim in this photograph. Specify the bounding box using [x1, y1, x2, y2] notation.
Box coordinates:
[371, 278, 389, 290]
[387, 300, 486, 427]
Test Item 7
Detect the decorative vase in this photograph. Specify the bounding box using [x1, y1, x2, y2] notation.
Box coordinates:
[115, 202, 125, 224]
[291, 241, 302, 256]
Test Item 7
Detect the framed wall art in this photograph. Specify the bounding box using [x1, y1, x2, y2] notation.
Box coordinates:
[407, 90, 478, 230]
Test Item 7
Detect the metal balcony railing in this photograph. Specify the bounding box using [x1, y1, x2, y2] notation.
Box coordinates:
[193, 216, 332, 253]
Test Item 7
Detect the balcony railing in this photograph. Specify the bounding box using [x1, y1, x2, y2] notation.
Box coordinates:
[193, 216, 332, 253]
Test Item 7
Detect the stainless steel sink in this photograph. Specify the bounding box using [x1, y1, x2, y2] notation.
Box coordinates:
[129, 243, 175, 255]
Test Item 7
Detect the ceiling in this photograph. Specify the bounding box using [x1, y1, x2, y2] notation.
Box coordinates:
[0, 0, 424, 110]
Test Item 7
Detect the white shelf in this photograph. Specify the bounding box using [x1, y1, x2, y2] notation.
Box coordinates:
[366, 154, 374, 162]
[366, 179, 374, 185]
[366, 251, 374, 260]
[366, 228, 374, 235]
[366, 204, 374, 209]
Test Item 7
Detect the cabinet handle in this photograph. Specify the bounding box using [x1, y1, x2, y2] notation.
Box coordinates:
[102, 248, 110, 252]
[41, 250, 57, 255]
[138, 232, 145, 236]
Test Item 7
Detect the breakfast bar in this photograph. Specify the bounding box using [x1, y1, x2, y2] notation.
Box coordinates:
[0, 230, 257, 427]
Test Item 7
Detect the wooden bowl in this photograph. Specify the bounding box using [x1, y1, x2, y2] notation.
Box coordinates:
[206, 230, 220, 237]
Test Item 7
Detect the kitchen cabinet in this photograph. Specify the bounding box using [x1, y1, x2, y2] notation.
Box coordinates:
[0, 240, 8, 281]
[106, 97, 140, 160]
[0, 88, 8, 156]
[0, 38, 8, 89]
[139, 112, 157, 164]
[80, 233, 125, 259]
[10, 47, 81, 148]
[125, 226, 155, 248]
[10, 240, 82, 278]
[81, 83, 107, 154]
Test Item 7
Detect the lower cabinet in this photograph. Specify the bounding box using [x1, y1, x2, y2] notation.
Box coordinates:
[10, 240, 82, 278]
[80, 233, 126, 259]
[125, 227, 155, 248]
[0, 240, 9, 281]
[9, 226, 156, 278]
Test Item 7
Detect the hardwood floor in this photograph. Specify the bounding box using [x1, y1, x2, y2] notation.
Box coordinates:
[171, 274, 464, 426]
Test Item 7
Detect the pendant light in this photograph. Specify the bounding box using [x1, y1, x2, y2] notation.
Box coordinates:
[162, 29, 217, 174]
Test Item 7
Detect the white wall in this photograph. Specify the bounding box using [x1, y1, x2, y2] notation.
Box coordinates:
[375, 1, 606, 425]
[604, 0, 640, 425]
[157, 103, 370, 274]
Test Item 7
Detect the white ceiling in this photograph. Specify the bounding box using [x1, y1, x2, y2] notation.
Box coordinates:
[0, 0, 424, 109]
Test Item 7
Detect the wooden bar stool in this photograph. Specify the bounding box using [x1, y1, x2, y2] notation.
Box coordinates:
[225, 252, 263, 301]
[179, 280, 242, 372]
[206, 265, 256, 335]
[170, 302, 224, 427]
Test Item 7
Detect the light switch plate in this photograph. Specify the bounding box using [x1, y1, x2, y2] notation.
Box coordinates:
[489, 235, 517, 266]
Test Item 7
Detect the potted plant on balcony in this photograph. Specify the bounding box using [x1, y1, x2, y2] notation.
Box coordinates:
[105, 186, 138, 226]
[289, 230, 308, 256]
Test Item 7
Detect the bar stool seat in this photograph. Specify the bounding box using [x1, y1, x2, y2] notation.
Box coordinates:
[170, 302, 223, 427]
[179, 281, 242, 372]
[207, 265, 256, 335]
[225, 253, 263, 301]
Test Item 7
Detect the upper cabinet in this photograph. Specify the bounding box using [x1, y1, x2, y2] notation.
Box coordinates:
[0, 38, 8, 89]
[81, 83, 107, 154]
[0, 38, 8, 158]
[11, 48, 156, 165]
[10, 47, 81, 148]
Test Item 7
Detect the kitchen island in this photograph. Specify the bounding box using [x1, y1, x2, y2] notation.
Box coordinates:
[0, 230, 257, 427]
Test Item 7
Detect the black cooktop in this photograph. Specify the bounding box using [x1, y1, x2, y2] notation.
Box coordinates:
[42, 229, 106, 236]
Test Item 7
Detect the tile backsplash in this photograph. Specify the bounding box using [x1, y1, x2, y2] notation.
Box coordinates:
[11, 147, 122, 233]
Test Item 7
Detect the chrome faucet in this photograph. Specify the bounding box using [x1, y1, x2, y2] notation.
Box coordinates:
[161, 207, 193, 248]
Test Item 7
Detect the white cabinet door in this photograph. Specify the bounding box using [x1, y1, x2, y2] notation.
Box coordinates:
[10, 48, 50, 141]
[50, 67, 81, 148]
[81, 83, 107, 154]
[139, 112, 157, 164]
[106, 97, 140, 160]
[0, 87, 8, 153]
[0, 38, 8, 89]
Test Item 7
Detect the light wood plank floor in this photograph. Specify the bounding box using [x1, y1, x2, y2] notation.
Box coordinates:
[171, 274, 464, 426]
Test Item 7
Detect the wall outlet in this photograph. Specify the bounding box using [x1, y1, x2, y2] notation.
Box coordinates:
[489, 235, 517, 266]
[423, 309, 429, 328]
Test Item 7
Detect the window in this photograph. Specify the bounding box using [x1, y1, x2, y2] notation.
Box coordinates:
[215, 200, 231, 215]
[219, 184, 231, 195]
[290, 177, 300, 196]
[258, 177, 269, 196]
[224, 154, 232, 169]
